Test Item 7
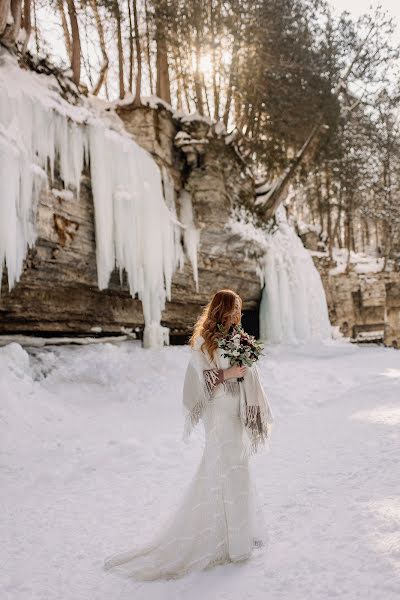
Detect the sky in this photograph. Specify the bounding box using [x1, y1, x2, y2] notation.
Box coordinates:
[329, 0, 400, 38]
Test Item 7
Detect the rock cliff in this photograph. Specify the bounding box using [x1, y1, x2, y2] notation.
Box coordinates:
[0, 100, 264, 341]
[310, 250, 400, 348]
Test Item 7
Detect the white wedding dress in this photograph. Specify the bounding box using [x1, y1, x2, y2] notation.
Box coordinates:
[104, 348, 267, 580]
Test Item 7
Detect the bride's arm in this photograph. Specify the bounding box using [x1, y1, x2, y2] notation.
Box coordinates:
[203, 365, 246, 395]
[203, 368, 225, 395]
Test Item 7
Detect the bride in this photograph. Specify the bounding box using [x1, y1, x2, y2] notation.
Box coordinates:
[104, 289, 273, 580]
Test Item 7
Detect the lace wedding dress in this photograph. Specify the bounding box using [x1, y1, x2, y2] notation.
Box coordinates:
[104, 343, 268, 581]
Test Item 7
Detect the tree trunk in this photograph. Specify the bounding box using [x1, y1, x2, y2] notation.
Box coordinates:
[260, 120, 322, 219]
[144, 0, 153, 94]
[114, 1, 125, 99]
[350, 216, 356, 252]
[345, 202, 353, 273]
[193, 20, 204, 115]
[0, 0, 11, 37]
[89, 0, 108, 96]
[316, 171, 324, 233]
[209, 0, 220, 120]
[32, 0, 38, 52]
[383, 221, 392, 271]
[364, 218, 370, 248]
[223, 39, 239, 127]
[57, 0, 71, 59]
[332, 200, 343, 249]
[202, 73, 211, 117]
[1, 0, 22, 47]
[173, 51, 183, 109]
[21, 0, 31, 52]
[375, 219, 380, 255]
[127, 0, 134, 92]
[66, 0, 80, 87]
[173, 34, 191, 111]
[325, 169, 333, 259]
[155, 17, 171, 104]
[132, 0, 142, 107]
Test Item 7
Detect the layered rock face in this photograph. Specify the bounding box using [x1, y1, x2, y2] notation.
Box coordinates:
[312, 255, 400, 348]
[0, 176, 145, 335]
[385, 282, 400, 348]
[0, 103, 263, 340]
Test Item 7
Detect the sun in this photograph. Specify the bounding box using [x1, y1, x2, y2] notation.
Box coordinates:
[199, 53, 213, 76]
[197, 49, 232, 77]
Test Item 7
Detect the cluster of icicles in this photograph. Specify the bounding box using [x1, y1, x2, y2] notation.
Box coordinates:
[259, 206, 331, 343]
[0, 55, 199, 347]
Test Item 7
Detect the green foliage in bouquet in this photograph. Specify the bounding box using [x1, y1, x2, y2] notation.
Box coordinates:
[217, 324, 264, 381]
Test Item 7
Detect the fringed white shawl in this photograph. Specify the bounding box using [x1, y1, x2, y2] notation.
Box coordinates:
[183, 335, 273, 456]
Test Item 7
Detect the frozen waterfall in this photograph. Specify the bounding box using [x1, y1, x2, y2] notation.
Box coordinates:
[259, 206, 331, 343]
[0, 54, 182, 347]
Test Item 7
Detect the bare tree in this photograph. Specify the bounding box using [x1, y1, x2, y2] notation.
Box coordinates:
[0, 0, 11, 37]
[0, 0, 22, 47]
[0, 0, 30, 51]
[57, 0, 72, 59]
[90, 0, 109, 95]
[209, 0, 219, 120]
[223, 38, 239, 126]
[127, 0, 134, 92]
[113, 0, 125, 99]
[193, 17, 204, 115]
[155, 8, 171, 104]
[21, 0, 31, 52]
[132, 0, 142, 106]
[66, 0, 81, 86]
[144, 0, 153, 94]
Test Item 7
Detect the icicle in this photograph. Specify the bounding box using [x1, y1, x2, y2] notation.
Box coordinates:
[142, 323, 170, 348]
[0, 54, 183, 348]
[179, 190, 200, 291]
[259, 206, 331, 343]
[86, 125, 180, 348]
[0, 56, 86, 292]
[161, 166, 185, 273]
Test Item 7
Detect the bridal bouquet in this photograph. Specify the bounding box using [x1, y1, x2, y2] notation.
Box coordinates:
[217, 324, 264, 381]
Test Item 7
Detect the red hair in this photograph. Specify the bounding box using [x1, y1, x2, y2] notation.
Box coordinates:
[189, 289, 242, 360]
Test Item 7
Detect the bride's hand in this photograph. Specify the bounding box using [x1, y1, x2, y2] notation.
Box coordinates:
[224, 365, 246, 379]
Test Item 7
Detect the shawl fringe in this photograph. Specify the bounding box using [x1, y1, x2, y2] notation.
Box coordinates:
[183, 337, 273, 454]
[183, 378, 241, 441]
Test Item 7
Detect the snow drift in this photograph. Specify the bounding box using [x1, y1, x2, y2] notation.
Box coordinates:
[2, 338, 400, 599]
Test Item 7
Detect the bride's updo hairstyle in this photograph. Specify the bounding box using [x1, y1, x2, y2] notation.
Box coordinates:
[189, 289, 242, 359]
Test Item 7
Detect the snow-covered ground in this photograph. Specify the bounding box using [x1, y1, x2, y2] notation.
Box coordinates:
[1, 339, 399, 600]
[329, 249, 386, 275]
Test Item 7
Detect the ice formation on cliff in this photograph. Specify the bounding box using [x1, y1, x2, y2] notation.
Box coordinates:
[259, 206, 331, 343]
[226, 206, 331, 343]
[178, 190, 200, 291]
[0, 54, 180, 346]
